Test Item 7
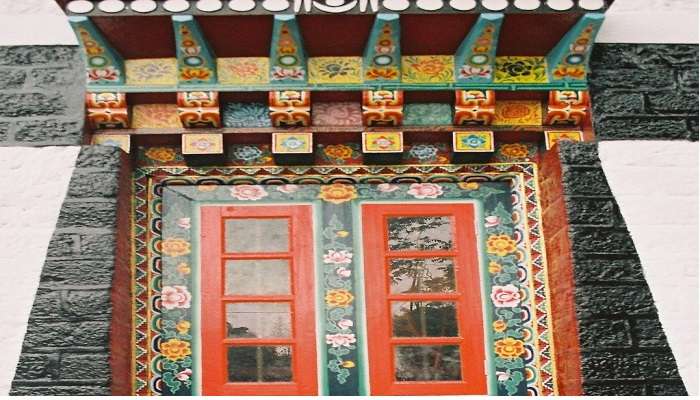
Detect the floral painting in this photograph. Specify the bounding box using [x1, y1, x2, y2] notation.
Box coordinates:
[494, 57, 548, 84]
[312, 102, 363, 126]
[222, 102, 271, 128]
[401, 55, 455, 84]
[403, 103, 453, 126]
[493, 100, 543, 126]
[217, 57, 270, 85]
[403, 143, 451, 164]
[125, 58, 178, 86]
[131, 104, 183, 129]
[316, 143, 363, 165]
[309, 57, 363, 84]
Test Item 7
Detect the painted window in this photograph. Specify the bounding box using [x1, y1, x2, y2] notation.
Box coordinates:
[362, 203, 487, 395]
[200, 205, 318, 395]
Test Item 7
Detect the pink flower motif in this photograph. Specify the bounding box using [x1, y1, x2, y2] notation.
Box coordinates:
[87, 67, 120, 82]
[177, 217, 191, 230]
[407, 183, 444, 199]
[459, 65, 492, 79]
[271, 66, 305, 80]
[485, 216, 501, 228]
[336, 267, 351, 278]
[490, 284, 521, 308]
[337, 319, 354, 330]
[325, 333, 357, 348]
[161, 285, 192, 310]
[496, 371, 510, 382]
[377, 183, 399, 193]
[175, 368, 192, 381]
[277, 184, 300, 194]
[229, 185, 268, 201]
[324, 250, 353, 265]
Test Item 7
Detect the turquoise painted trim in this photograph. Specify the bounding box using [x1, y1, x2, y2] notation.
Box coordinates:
[191, 200, 203, 395]
[68, 16, 125, 86]
[363, 13, 401, 83]
[270, 15, 308, 84]
[313, 201, 330, 395]
[350, 201, 369, 396]
[475, 200, 497, 395]
[172, 15, 218, 85]
[454, 13, 503, 84]
[546, 13, 605, 82]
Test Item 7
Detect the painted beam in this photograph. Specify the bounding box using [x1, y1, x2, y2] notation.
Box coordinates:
[172, 15, 218, 85]
[68, 16, 125, 86]
[363, 13, 401, 83]
[454, 13, 503, 84]
[270, 15, 308, 84]
[546, 13, 605, 82]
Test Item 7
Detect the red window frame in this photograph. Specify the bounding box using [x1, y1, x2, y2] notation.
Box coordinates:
[200, 205, 318, 395]
[362, 203, 487, 395]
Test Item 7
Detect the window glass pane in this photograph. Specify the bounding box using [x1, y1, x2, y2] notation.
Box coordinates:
[391, 301, 458, 337]
[227, 346, 292, 382]
[225, 260, 290, 295]
[225, 218, 289, 253]
[395, 345, 462, 381]
[390, 257, 455, 293]
[226, 303, 291, 338]
[387, 216, 453, 251]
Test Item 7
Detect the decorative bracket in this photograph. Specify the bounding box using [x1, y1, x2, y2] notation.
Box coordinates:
[86, 92, 129, 129]
[454, 90, 495, 125]
[69, 16, 125, 86]
[270, 15, 308, 84]
[269, 90, 311, 127]
[177, 91, 221, 128]
[454, 13, 503, 84]
[172, 15, 218, 85]
[363, 13, 401, 83]
[362, 90, 404, 126]
[546, 13, 605, 82]
[545, 90, 590, 125]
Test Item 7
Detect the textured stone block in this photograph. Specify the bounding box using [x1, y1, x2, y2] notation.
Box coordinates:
[23, 321, 110, 349]
[578, 319, 632, 349]
[0, 92, 66, 117]
[647, 381, 688, 396]
[62, 290, 111, 319]
[41, 259, 114, 287]
[572, 257, 646, 283]
[0, 68, 27, 89]
[74, 145, 123, 169]
[29, 289, 62, 319]
[0, 46, 78, 66]
[570, 228, 637, 254]
[562, 167, 612, 196]
[567, 198, 615, 226]
[56, 201, 118, 229]
[59, 354, 111, 380]
[595, 117, 692, 140]
[30, 67, 81, 88]
[647, 91, 699, 113]
[66, 171, 120, 198]
[13, 354, 59, 380]
[582, 381, 646, 396]
[13, 119, 83, 144]
[582, 352, 681, 380]
[678, 68, 699, 91]
[575, 286, 656, 317]
[631, 319, 670, 348]
[557, 141, 600, 166]
[589, 69, 675, 91]
[11, 385, 111, 396]
[590, 91, 644, 115]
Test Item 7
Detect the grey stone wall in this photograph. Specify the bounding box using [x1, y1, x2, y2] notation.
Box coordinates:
[10, 145, 131, 395]
[557, 141, 687, 395]
[590, 44, 699, 141]
[0, 46, 84, 146]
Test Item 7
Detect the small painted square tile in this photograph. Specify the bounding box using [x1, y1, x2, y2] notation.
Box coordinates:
[272, 132, 313, 153]
[91, 134, 130, 153]
[218, 57, 270, 85]
[182, 133, 223, 155]
[312, 102, 362, 126]
[494, 142, 537, 162]
[316, 143, 363, 165]
[493, 100, 543, 126]
[544, 130, 583, 150]
[139, 146, 185, 165]
[228, 144, 274, 166]
[453, 131, 494, 152]
[125, 58, 178, 86]
[222, 102, 271, 128]
[404, 103, 453, 126]
[404, 143, 451, 163]
[362, 132, 403, 153]
[131, 104, 183, 129]
[494, 57, 548, 84]
[401, 55, 455, 84]
[308, 57, 363, 84]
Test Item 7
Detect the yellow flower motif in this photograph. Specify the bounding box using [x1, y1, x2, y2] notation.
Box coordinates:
[500, 143, 529, 159]
[488, 261, 502, 274]
[197, 185, 218, 192]
[342, 360, 356, 368]
[458, 182, 480, 190]
[493, 320, 507, 333]
[365, 67, 399, 80]
[181, 67, 211, 81]
[318, 184, 358, 205]
[336, 230, 350, 238]
[494, 337, 525, 359]
[553, 66, 586, 79]
[176, 320, 191, 335]
[487, 234, 517, 257]
[325, 289, 354, 308]
[324, 144, 354, 160]
[161, 238, 191, 257]
[177, 262, 191, 275]
[145, 147, 177, 163]
[161, 338, 192, 361]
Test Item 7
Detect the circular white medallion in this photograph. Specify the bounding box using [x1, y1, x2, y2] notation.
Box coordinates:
[130, 0, 158, 13]
[513, 0, 541, 10]
[448, 0, 476, 11]
[546, 0, 574, 10]
[382, 0, 410, 11]
[163, 0, 192, 12]
[228, 0, 257, 11]
[98, 0, 126, 13]
[416, 0, 444, 11]
[261, 0, 291, 11]
[325, 0, 347, 6]
[578, 0, 605, 10]
[67, 0, 95, 13]
[482, 0, 508, 11]
[197, 0, 224, 11]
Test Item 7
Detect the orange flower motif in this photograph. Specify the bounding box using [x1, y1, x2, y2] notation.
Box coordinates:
[500, 143, 530, 159]
[180, 67, 211, 81]
[145, 147, 177, 163]
[458, 182, 480, 190]
[324, 144, 354, 160]
[177, 262, 191, 275]
[553, 66, 586, 79]
[488, 261, 502, 274]
[366, 67, 399, 80]
[411, 58, 447, 76]
[494, 337, 525, 359]
[161, 238, 191, 257]
[493, 320, 507, 333]
[318, 184, 358, 205]
[161, 338, 192, 361]
[325, 289, 354, 308]
[176, 320, 191, 335]
[487, 234, 517, 257]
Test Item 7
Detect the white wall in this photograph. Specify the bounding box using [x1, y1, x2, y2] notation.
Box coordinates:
[0, 0, 696, 395]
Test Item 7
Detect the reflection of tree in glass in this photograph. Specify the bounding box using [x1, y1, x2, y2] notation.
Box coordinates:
[227, 321, 292, 383]
[390, 258, 455, 293]
[387, 216, 453, 251]
[392, 301, 458, 337]
[395, 345, 461, 381]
